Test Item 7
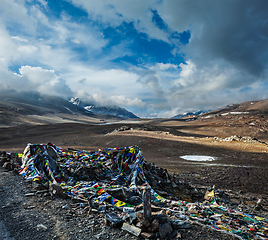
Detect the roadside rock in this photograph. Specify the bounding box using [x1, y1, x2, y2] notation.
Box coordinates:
[159, 222, 173, 238]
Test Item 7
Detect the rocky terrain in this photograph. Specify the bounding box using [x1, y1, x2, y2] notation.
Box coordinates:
[1, 165, 247, 240]
[0, 98, 268, 239]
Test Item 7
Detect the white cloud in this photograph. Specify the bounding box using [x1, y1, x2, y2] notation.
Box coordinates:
[0, 66, 73, 97]
[166, 59, 266, 112]
[18, 45, 38, 54]
[93, 94, 146, 108]
[18, 66, 73, 97]
[36, 0, 47, 8]
[62, 65, 149, 103]
[0, 24, 18, 69]
[71, 39, 80, 44]
[68, 0, 169, 42]
[149, 63, 178, 71]
[11, 36, 29, 42]
[0, 0, 34, 31]
[0, 0, 108, 73]
[76, 90, 146, 109]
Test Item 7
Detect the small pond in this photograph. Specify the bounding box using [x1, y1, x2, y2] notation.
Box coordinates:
[180, 155, 216, 161]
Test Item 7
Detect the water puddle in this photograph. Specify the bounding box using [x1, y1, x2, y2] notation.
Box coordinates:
[180, 155, 216, 161]
[178, 156, 264, 168]
[182, 162, 258, 168]
[96, 120, 144, 125]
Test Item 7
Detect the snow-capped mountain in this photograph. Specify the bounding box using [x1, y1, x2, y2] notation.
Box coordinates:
[69, 97, 139, 119]
[172, 110, 207, 119]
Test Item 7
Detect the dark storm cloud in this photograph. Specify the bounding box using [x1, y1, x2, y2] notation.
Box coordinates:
[159, 0, 268, 77]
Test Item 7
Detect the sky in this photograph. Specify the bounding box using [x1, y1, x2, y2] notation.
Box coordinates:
[0, 0, 267, 118]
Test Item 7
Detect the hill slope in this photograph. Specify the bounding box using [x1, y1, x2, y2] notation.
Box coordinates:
[69, 97, 139, 119]
[200, 99, 268, 117]
[0, 91, 125, 127]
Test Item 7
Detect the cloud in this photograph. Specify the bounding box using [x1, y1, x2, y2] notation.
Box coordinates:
[11, 36, 28, 42]
[63, 65, 141, 91]
[139, 0, 268, 115]
[1, 0, 108, 64]
[0, 0, 34, 30]
[149, 63, 178, 71]
[157, 0, 268, 76]
[61, 64, 149, 110]
[166, 60, 267, 112]
[68, 0, 169, 42]
[68, 1, 268, 113]
[18, 66, 73, 97]
[36, 0, 48, 8]
[76, 90, 146, 109]
[138, 71, 164, 99]
[1, 66, 72, 97]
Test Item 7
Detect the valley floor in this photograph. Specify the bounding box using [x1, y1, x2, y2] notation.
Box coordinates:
[0, 117, 268, 239]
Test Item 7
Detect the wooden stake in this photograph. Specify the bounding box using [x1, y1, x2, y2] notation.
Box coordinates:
[143, 186, 151, 220]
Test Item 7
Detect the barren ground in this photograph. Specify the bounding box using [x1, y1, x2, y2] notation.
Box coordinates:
[1, 115, 268, 194]
[0, 113, 268, 239]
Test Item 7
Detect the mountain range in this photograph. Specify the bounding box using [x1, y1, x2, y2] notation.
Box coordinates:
[1, 89, 268, 128]
[172, 99, 268, 120]
[172, 110, 207, 119]
[69, 97, 139, 119]
[0, 90, 138, 127]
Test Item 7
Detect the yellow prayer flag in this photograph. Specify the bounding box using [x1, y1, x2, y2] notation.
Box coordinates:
[204, 190, 214, 201]
[115, 200, 125, 207]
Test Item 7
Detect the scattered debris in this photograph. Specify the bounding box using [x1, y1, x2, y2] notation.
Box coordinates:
[212, 135, 261, 143]
[121, 222, 142, 237]
[24, 193, 35, 197]
[111, 126, 132, 133]
[105, 212, 123, 228]
[37, 224, 48, 230]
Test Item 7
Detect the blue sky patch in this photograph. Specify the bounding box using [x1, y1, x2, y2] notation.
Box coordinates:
[151, 10, 168, 31]
[103, 21, 185, 67]
[170, 30, 191, 45]
[45, 0, 88, 21]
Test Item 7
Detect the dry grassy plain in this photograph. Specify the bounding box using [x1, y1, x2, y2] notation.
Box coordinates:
[1, 111, 268, 195]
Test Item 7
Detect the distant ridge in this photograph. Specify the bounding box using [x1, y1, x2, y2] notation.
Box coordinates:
[171, 99, 268, 120]
[0, 91, 94, 117]
[69, 97, 139, 119]
[172, 110, 207, 119]
[200, 99, 268, 118]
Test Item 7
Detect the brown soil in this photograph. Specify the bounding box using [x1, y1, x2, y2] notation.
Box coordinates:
[0, 114, 268, 196]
